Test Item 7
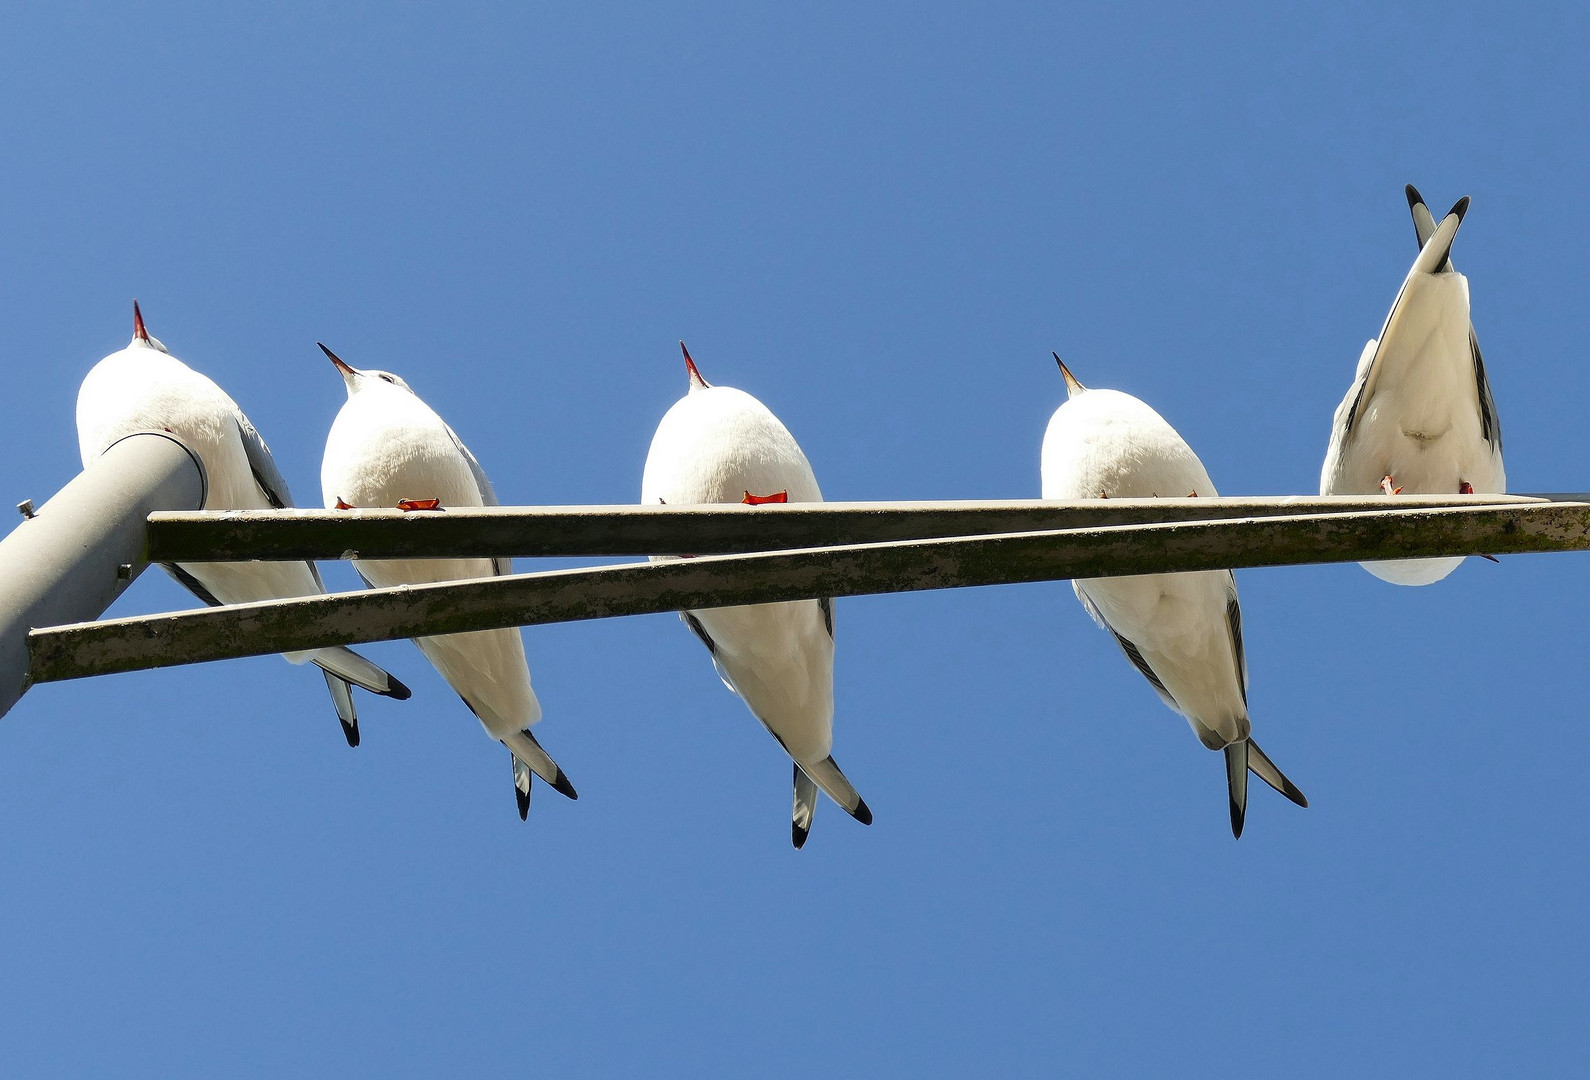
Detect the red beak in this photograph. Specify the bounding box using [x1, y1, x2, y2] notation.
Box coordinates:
[132, 301, 150, 343]
[681, 341, 710, 389]
[319, 342, 357, 377]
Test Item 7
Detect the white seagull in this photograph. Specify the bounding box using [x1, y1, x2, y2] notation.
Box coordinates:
[1321, 187, 1505, 586]
[1041, 355, 1307, 837]
[318, 344, 575, 820]
[641, 342, 870, 848]
[75, 303, 410, 745]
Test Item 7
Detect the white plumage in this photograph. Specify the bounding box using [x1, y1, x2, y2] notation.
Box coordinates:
[641, 343, 869, 848]
[1041, 355, 1306, 837]
[75, 304, 409, 745]
[1321, 187, 1505, 585]
[318, 344, 575, 820]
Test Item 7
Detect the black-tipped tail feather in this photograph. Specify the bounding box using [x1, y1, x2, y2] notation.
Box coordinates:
[512, 754, 532, 820]
[1224, 742, 1249, 839]
[503, 729, 578, 801]
[320, 670, 361, 747]
[312, 646, 412, 700]
[792, 765, 818, 849]
[1246, 738, 1308, 808]
[1406, 184, 1437, 249]
[1224, 737, 1309, 838]
[801, 756, 872, 826]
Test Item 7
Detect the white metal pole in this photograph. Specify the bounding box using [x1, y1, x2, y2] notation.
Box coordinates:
[0, 432, 206, 715]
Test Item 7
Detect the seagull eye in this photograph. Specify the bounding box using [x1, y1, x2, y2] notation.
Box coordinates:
[379, 374, 396, 384]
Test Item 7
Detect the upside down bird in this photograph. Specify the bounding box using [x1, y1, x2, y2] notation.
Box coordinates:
[642, 342, 870, 848]
[1041, 354, 1307, 837]
[319, 344, 576, 820]
[1321, 187, 1506, 585]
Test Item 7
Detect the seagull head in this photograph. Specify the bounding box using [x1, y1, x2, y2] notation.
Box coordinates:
[680, 340, 711, 392]
[1053, 352, 1087, 399]
[319, 343, 414, 396]
[129, 301, 169, 353]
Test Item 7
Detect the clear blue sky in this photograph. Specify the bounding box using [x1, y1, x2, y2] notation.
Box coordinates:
[2, 2, 1586, 1075]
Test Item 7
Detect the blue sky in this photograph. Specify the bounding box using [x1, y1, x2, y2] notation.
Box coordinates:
[2, 2, 1587, 1075]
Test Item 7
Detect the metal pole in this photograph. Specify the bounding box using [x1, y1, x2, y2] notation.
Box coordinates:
[0, 432, 206, 715]
[144, 494, 1560, 562]
[29, 499, 1590, 683]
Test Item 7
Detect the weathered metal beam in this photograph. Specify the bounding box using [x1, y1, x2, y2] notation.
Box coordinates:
[0, 432, 206, 712]
[144, 494, 1562, 562]
[31, 499, 1590, 683]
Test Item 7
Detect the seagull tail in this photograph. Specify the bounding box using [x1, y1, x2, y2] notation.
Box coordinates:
[1224, 737, 1309, 839]
[1223, 742, 1249, 839]
[1412, 198, 1468, 276]
[792, 764, 819, 848]
[310, 646, 412, 700]
[1245, 737, 1309, 808]
[799, 755, 872, 826]
[1405, 184, 1438, 249]
[512, 753, 532, 821]
[319, 670, 360, 747]
[502, 729, 578, 801]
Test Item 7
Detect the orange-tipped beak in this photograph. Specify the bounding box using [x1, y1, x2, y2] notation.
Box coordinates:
[319, 342, 357, 377]
[132, 301, 150, 343]
[681, 340, 709, 389]
[1053, 352, 1086, 397]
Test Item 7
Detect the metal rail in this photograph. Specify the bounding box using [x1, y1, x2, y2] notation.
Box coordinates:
[30, 498, 1590, 683]
[144, 493, 1567, 561]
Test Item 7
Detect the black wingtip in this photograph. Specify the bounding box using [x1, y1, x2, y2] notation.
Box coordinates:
[792, 822, 810, 849]
[550, 768, 579, 801]
[381, 674, 413, 701]
[516, 780, 531, 820]
[340, 718, 360, 748]
[1405, 183, 1424, 211]
[1225, 742, 1248, 838]
[852, 797, 874, 826]
[1449, 196, 1470, 222]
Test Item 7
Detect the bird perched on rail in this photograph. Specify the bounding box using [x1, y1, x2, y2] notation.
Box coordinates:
[1041, 354, 1307, 837]
[318, 344, 575, 820]
[75, 303, 410, 746]
[641, 342, 870, 848]
[1321, 187, 1506, 586]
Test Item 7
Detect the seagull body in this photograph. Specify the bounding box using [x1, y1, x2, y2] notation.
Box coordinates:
[318, 346, 574, 818]
[74, 305, 408, 745]
[1041, 357, 1306, 837]
[641, 344, 869, 848]
[1322, 188, 1505, 586]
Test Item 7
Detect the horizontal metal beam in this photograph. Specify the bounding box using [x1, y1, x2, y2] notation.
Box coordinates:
[144, 494, 1565, 561]
[31, 499, 1590, 683]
